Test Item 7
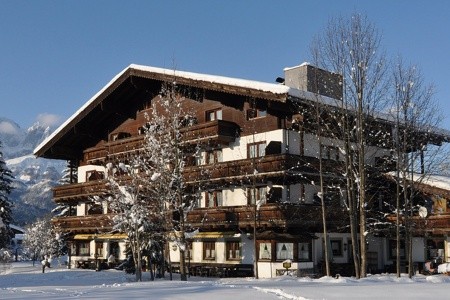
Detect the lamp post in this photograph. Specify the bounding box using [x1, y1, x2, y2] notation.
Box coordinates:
[67, 243, 72, 269]
[94, 237, 99, 272]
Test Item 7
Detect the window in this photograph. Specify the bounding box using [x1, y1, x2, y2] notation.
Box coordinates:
[276, 242, 294, 260]
[226, 241, 241, 260]
[206, 109, 222, 121]
[75, 242, 90, 256]
[248, 142, 266, 158]
[185, 242, 193, 259]
[248, 186, 266, 205]
[86, 170, 105, 181]
[95, 242, 104, 257]
[247, 108, 267, 120]
[298, 242, 311, 261]
[206, 149, 223, 164]
[259, 242, 272, 260]
[388, 239, 405, 260]
[330, 239, 343, 257]
[206, 190, 223, 207]
[86, 203, 103, 215]
[321, 145, 339, 161]
[247, 101, 267, 120]
[110, 132, 131, 141]
[266, 187, 282, 203]
[203, 242, 216, 260]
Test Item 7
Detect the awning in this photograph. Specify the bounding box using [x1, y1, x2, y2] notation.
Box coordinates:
[256, 231, 317, 241]
[189, 232, 239, 239]
[73, 233, 127, 240]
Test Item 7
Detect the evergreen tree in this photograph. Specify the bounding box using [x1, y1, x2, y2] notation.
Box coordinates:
[0, 141, 14, 249]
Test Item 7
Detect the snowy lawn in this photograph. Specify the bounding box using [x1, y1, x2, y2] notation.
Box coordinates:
[1, 262, 450, 299]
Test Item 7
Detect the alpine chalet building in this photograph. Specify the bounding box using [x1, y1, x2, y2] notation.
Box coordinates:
[34, 63, 450, 278]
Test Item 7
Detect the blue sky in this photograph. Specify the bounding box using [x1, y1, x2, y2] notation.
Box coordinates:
[1, 0, 450, 130]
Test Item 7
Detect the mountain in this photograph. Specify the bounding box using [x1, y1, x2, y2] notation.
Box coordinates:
[0, 118, 65, 225]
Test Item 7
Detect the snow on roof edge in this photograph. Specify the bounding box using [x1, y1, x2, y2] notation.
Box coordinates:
[129, 64, 290, 94]
[387, 171, 450, 192]
[283, 62, 313, 71]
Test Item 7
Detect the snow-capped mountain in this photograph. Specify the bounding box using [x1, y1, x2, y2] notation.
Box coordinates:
[1, 118, 65, 225]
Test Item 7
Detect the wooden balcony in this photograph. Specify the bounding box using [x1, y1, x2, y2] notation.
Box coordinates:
[54, 153, 345, 203]
[181, 120, 239, 145]
[83, 136, 144, 164]
[52, 214, 115, 234]
[186, 203, 325, 231]
[53, 181, 108, 203]
[83, 120, 239, 164]
[387, 213, 450, 235]
[185, 154, 345, 184]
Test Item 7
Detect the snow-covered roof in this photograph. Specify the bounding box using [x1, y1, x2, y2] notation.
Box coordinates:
[387, 172, 450, 192]
[130, 64, 291, 95]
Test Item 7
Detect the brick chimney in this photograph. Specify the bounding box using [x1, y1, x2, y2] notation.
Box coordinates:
[283, 63, 343, 100]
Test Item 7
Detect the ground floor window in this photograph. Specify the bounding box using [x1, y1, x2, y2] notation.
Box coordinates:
[73, 241, 90, 256]
[298, 242, 311, 261]
[388, 239, 405, 260]
[226, 241, 241, 260]
[330, 239, 343, 257]
[203, 242, 216, 260]
[276, 242, 293, 260]
[185, 242, 193, 260]
[426, 239, 445, 260]
[259, 242, 272, 260]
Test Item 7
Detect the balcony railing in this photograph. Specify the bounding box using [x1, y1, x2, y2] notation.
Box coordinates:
[52, 214, 115, 233]
[387, 213, 450, 234]
[181, 120, 239, 145]
[53, 181, 108, 203]
[54, 153, 345, 203]
[185, 154, 344, 184]
[186, 203, 324, 231]
[83, 120, 239, 164]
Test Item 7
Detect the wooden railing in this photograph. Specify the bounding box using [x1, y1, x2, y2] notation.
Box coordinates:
[54, 154, 345, 202]
[184, 154, 344, 184]
[83, 120, 239, 164]
[186, 203, 324, 230]
[52, 214, 115, 233]
[387, 213, 450, 234]
[181, 120, 239, 145]
[53, 181, 108, 202]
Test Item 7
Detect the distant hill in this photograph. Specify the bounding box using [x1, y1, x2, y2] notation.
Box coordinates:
[0, 118, 65, 225]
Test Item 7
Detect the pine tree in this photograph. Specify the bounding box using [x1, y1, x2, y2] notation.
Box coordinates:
[0, 141, 14, 250]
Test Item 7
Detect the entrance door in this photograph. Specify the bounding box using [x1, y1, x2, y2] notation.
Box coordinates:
[110, 242, 120, 258]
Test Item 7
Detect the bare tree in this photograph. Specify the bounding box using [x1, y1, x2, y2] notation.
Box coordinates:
[390, 57, 444, 278]
[311, 13, 388, 277]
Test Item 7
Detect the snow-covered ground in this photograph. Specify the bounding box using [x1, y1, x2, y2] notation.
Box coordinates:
[1, 261, 450, 299]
